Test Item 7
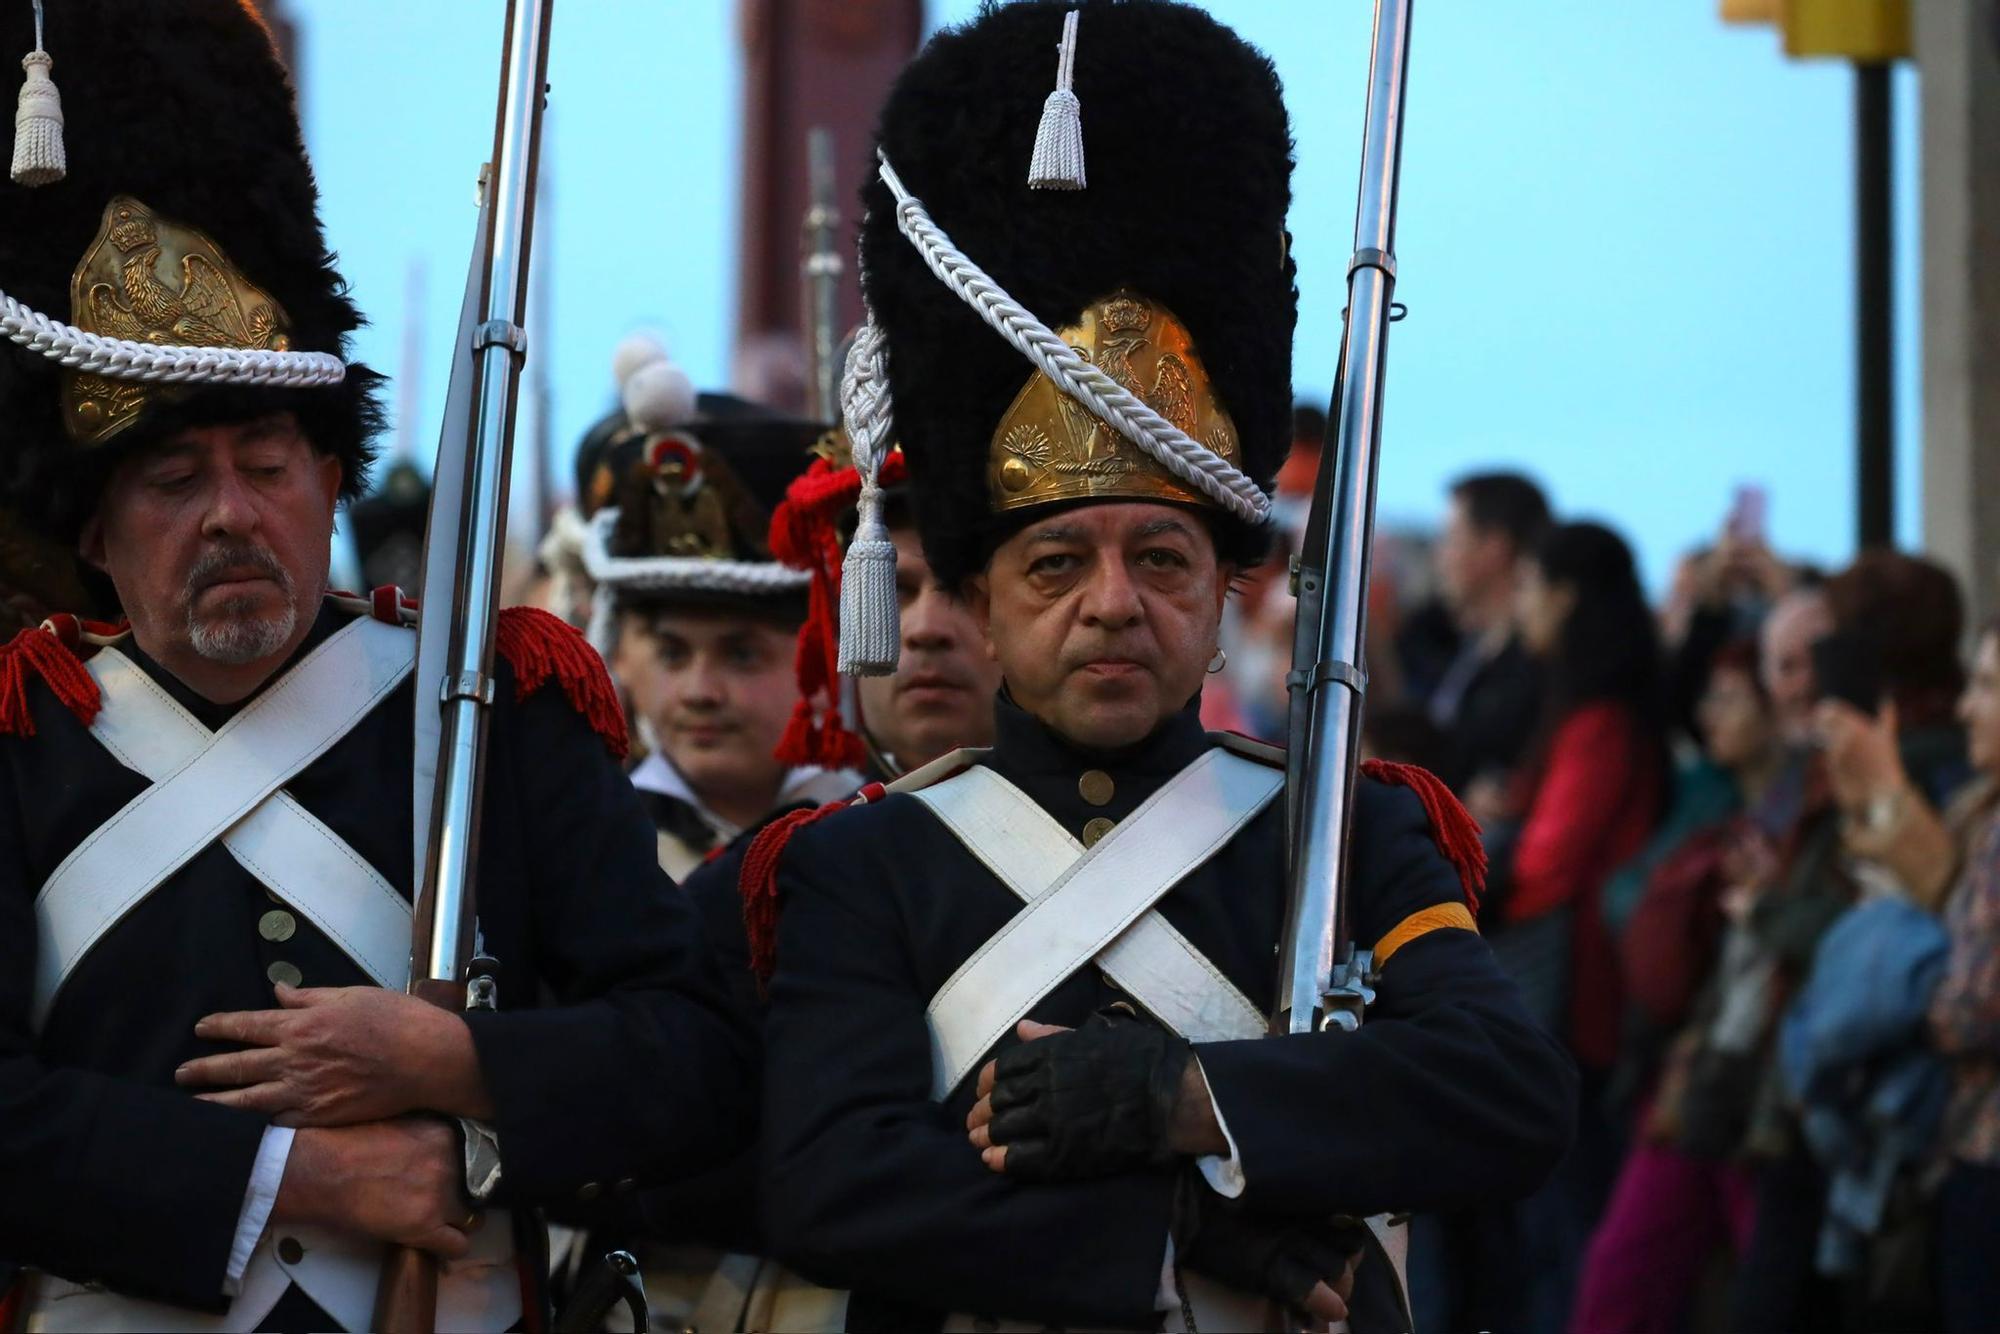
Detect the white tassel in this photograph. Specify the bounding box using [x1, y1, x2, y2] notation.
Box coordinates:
[1027, 8, 1084, 191]
[836, 319, 901, 676]
[11, 1, 62, 187]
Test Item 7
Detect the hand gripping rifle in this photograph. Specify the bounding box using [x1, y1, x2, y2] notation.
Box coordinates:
[1274, 0, 1412, 1039]
[374, 1, 553, 1329]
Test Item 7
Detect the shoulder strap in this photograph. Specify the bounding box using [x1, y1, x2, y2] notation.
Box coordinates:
[917, 749, 1280, 1100]
[34, 617, 414, 1026]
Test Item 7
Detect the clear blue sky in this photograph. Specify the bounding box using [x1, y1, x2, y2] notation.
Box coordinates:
[292, 0, 1921, 590]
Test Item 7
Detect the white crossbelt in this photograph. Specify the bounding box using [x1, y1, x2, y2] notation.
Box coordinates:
[915, 748, 1281, 1101]
[913, 751, 1410, 1334]
[26, 616, 523, 1331]
[32, 617, 417, 1027]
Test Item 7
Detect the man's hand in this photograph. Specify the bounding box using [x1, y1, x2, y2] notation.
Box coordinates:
[176, 984, 494, 1126]
[966, 1008, 1215, 1181]
[271, 1119, 475, 1259]
[1170, 1170, 1362, 1326]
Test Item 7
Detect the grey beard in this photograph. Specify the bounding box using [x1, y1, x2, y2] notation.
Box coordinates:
[181, 544, 302, 665]
[188, 598, 297, 664]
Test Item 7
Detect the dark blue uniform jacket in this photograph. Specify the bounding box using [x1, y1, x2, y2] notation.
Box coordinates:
[0, 606, 756, 1313]
[759, 695, 1577, 1329]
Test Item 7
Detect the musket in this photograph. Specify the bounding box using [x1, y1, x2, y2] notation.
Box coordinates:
[375, 1, 553, 1329]
[801, 125, 842, 421]
[1273, 0, 1412, 1038]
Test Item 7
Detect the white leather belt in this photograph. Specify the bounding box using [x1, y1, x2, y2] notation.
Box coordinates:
[915, 748, 1282, 1101]
[33, 617, 416, 1027]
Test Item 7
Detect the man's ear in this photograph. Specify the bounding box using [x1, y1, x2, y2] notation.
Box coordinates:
[1212, 561, 1237, 618]
[965, 572, 993, 652]
[317, 454, 343, 518]
[77, 512, 109, 575]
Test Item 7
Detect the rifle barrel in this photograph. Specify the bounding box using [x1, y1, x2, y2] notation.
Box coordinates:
[1273, 0, 1412, 1035]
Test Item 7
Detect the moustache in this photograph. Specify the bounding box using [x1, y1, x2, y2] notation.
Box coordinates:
[183, 545, 292, 601]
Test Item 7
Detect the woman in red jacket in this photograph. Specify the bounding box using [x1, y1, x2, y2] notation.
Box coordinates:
[1497, 520, 1669, 1333]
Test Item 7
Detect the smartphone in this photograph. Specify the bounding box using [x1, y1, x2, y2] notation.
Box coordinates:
[1811, 631, 1884, 716]
[1726, 483, 1768, 546]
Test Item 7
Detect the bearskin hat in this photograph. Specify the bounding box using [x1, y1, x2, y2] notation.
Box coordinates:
[0, 0, 383, 543]
[858, 0, 1296, 587]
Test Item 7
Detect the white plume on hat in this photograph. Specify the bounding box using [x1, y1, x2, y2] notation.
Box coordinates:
[613, 330, 694, 435]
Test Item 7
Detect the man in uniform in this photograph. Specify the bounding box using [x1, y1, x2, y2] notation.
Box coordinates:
[0, 4, 753, 1328]
[578, 340, 862, 877]
[750, 3, 1578, 1329]
[766, 430, 1003, 784]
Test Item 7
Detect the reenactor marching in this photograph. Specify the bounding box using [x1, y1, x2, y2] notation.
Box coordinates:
[741, 1, 1577, 1329]
[0, 3, 752, 1329]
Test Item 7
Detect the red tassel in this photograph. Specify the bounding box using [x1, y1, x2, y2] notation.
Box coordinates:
[1362, 758, 1487, 910]
[495, 606, 630, 761]
[0, 624, 101, 736]
[739, 798, 848, 987]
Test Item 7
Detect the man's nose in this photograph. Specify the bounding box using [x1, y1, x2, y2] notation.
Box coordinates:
[199, 470, 260, 540]
[903, 585, 956, 650]
[1077, 558, 1143, 628]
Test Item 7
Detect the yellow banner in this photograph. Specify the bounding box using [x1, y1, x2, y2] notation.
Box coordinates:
[1720, 0, 1782, 23]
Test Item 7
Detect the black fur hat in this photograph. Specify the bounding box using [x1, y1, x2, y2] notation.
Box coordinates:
[859, 0, 1295, 587]
[0, 0, 382, 542]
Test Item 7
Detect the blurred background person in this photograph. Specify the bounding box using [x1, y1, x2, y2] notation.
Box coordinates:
[1489, 519, 1669, 1334]
[1724, 551, 1970, 1333]
[1570, 640, 1787, 1334]
[584, 347, 861, 878]
[1429, 472, 1552, 799]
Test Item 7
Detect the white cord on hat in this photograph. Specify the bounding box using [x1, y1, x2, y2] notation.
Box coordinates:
[578, 507, 811, 658]
[10, 0, 62, 187]
[835, 319, 899, 676]
[1027, 8, 1085, 191]
[0, 288, 347, 387]
[876, 154, 1270, 526]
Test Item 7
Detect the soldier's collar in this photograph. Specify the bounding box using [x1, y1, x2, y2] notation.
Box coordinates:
[123, 601, 343, 729]
[988, 689, 1210, 782]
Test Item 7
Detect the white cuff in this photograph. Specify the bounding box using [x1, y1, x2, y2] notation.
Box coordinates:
[1192, 1056, 1246, 1199]
[225, 1126, 295, 1293]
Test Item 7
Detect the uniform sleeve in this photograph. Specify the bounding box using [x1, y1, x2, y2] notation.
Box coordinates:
[631, 843, 766, 1252]
[1504, 703, 1639, 923]
[0, 744, 269, 1310]
[461, 685, 758, 1202]
[1190, 780, 1578, 1218]
[760, 815, 1176, 1330]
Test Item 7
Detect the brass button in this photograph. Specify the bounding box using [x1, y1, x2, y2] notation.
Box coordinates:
[1081, 817, 1116, 847]
[1078, 770, 1114, 807]
[258, 909, 297, 943]
[266, 960, 303, 989]
[577, 1181, 602, 1201]
[277, 1236, 305, 1265]
[613, 1177, 636, 1194]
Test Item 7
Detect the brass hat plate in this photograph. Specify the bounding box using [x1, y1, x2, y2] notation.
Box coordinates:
[62, 195, 296, 447]
[988, 291, 1240, 514]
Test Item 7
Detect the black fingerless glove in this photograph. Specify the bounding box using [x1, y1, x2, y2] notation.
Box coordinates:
[984, 1005, 1192, 1181]
[1169, 1169, 1364, 1314]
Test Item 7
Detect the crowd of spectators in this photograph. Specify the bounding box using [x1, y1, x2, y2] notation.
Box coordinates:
[1213, 443, 2000, 1333]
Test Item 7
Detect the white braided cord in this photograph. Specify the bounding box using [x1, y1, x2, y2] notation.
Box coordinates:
[579, 508, 811, 595]
[0, 289, 347, 387]
[876, 155, 1270, 525]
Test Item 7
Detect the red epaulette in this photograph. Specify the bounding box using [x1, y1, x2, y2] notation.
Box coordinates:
[493, 605, 629, 761]
[738, 780, 889, 987]
[1213, 733, 1484, 910]
[1360, 759, 1487, 911]
[0, 614, 128, 736]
